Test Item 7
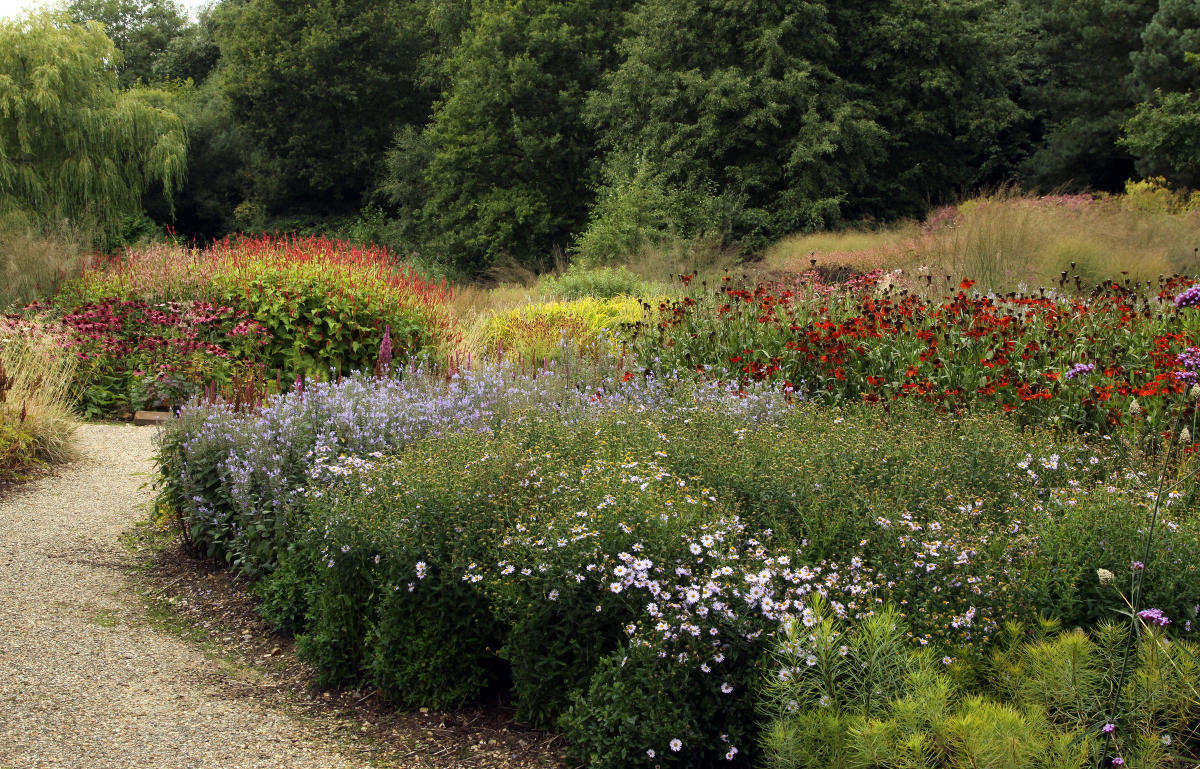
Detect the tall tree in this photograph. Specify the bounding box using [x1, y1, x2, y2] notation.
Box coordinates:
[390, 0, 629, 274]
[584, 0, 885, 250]
[217, 0, 431, 212]
[64, 0, 190, 87]
[828, 0, 1028, 219]
[0, 11, 187, 242]
[1124, 0, 1200, 189]
[1129, 0, 1200, 98]
[1019, 0, 1158, 191]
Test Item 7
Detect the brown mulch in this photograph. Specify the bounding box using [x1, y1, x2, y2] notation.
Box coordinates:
[130, 533, 568, 769]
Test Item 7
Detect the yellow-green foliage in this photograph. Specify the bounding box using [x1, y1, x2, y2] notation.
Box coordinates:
[1122, 178, 1200, 215]
[482, 296, 649, 363]
[0, 324, 77, 476]
[539, 263, 669, 301]
[760, 604, 1200, 769]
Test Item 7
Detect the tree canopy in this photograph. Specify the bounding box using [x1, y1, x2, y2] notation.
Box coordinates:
[64, 0, 190, 87]
[217, 0, 432, 211]
[4, 0, 1198, 267]
[0, 11, 187, 242]
[388, 0, 630, 273]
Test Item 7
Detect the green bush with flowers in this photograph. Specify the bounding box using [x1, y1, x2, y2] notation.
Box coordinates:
[46, 234, 456, 416]
[224, 382, 1200, 768]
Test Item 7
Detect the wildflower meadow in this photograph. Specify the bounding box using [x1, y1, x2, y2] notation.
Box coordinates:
[9, 192, 1200, 768]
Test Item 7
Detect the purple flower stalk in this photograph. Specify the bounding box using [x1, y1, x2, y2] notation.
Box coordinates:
[1065, 362, 1095, 380]
[378, 324, 393, 373]
[1137, 608, 1171, 627]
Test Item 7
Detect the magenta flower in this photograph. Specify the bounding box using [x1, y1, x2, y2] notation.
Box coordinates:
[378, 324, 393, 373]
[1137, 608, 1171, 627]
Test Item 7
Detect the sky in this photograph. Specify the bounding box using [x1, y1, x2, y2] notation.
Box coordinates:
[0, 0, 211, 21]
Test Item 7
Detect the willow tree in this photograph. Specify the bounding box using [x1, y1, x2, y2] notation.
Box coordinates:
[0, 11, 186, 242]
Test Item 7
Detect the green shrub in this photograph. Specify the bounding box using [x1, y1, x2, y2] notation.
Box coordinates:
[1019, 484, 1200, 632]
[540, 263, 659, 301]
[274, 427, 522, 706]
[758, 604, 1200, 769]
[562, 640, 758, 768]
[54, 234, 457, 416]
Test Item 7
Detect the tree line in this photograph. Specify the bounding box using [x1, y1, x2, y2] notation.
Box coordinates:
[1, 0, 1198, 274]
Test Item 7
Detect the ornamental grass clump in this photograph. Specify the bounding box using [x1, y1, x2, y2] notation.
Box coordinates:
[0, 320, 77, 475]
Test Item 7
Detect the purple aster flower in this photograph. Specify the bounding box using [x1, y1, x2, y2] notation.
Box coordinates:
[1175, 285, 1200, 308]
[1176, 347, 1200, 382]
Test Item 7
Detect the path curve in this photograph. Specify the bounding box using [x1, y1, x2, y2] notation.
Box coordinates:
[0, 423, 364, 769]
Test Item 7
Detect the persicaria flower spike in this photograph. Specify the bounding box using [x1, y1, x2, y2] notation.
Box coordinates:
[378, 324, 393, 373]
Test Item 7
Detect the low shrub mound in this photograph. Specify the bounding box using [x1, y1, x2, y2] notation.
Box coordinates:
[47, 234, 457, 416]
[539, 263, 663, 301]
[157, 365, 1200, 768]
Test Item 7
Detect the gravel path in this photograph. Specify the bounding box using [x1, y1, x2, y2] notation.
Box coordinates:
[0, 423, 365, 769]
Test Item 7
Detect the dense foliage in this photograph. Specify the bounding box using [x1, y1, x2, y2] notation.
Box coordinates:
[51, 235, 456, 416]
[760, 606, 1199, 769]
[0, 11, 186, 244]
[158, 361, 1200, 767]
[4, 0, 1196, 270]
